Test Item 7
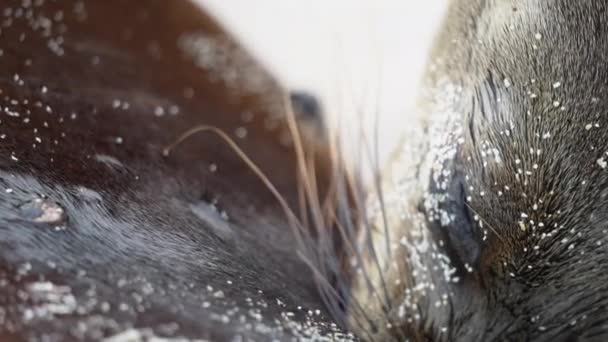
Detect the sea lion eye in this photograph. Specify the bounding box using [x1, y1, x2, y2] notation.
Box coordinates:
[424, 163, 482, 272]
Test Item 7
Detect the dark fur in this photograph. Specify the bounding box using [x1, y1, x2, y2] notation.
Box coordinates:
[0, 0, 352, 341]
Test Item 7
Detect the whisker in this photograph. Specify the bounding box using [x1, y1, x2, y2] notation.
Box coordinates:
[357, 134, 393, 313]
[465, 202, 505, 242]
[163, 89, 387, 341]
[298, 250, 379, 342]
[163, 124, 312, 252]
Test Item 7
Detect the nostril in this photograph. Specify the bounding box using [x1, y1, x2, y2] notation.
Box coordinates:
[289, 90, 327, 144]
[289, 90, 324, 123]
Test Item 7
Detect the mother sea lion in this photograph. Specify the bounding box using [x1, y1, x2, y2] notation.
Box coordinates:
[0, 0, 353, 340]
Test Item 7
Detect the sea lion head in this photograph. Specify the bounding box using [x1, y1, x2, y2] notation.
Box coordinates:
[346, 1, 608, 340]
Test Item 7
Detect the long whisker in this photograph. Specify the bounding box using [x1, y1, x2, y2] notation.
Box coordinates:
[163, 124, 314, 253]
[298, 250, 379, 342]
[358, 127, 393, 313]
[163, 90, 383, 340]
[465, 202, 505, 242]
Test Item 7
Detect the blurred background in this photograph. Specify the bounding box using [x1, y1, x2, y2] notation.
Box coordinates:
[198, 1, 448, 162]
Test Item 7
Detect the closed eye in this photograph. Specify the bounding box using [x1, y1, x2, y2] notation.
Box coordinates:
[423, 159, 482, 274]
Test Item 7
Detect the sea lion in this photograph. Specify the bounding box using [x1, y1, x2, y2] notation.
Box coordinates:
[3, 0, 608, 341]
[346, 0, 608, 341]
[0, 0, 353, 340]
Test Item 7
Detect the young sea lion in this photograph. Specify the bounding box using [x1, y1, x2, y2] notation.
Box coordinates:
[346, 0, 608, 341]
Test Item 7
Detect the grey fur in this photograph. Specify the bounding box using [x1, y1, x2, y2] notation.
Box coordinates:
[354, 1, 608, 340]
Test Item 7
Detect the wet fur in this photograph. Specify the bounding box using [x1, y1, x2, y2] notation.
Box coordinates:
[345, 1, 608, 341]
[0, 1, 354, 340]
